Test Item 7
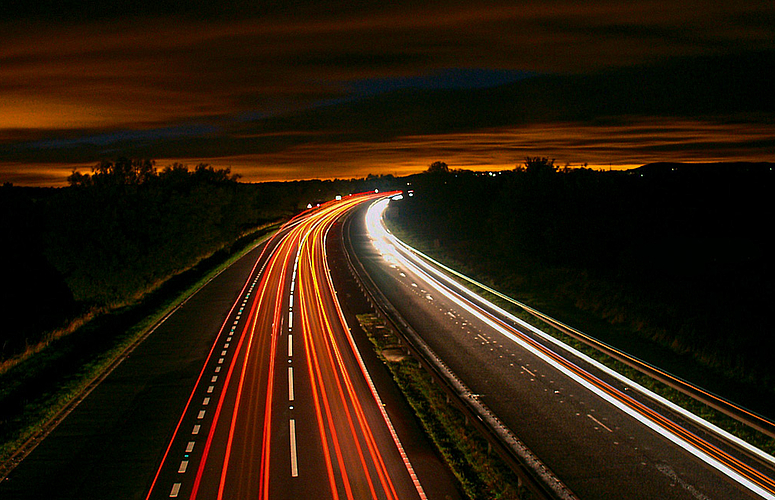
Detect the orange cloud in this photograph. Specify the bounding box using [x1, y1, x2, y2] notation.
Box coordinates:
[2, 2, 774, 185]
[3, 2, 774, 135]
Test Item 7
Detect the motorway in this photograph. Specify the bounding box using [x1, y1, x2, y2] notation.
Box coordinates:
[6, 190, 773, 500]
[144, 192, 428, 500]
[348, 197, 775, 500]
[1, 192, 458, 500]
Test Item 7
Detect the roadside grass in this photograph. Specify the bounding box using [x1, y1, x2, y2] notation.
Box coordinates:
[0, 222, 281, 468]
[385, 223, 775, 457]
[357, 313, 528, 500]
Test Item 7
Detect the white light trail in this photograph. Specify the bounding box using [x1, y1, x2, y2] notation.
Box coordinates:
[365, 198, 775, 500]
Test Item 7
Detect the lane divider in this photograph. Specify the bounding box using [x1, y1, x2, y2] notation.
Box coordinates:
[145, 224, 290, 499]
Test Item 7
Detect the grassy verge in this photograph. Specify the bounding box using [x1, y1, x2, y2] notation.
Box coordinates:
[385, 222, 775, 456]
[356, 313, 530, 500]
[0, 222, 281, 467]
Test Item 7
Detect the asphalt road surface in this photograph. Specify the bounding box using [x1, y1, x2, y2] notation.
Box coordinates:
[1, 192, 460, 500]
[348, 197, 775, 500]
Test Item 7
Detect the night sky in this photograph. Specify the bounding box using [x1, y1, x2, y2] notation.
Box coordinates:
[1, 1, 774, 185]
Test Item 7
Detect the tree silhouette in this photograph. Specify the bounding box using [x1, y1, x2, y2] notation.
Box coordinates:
[68, 158, 157, 186]
[521, 156, 557, 175]
[426, 161, 450, 174]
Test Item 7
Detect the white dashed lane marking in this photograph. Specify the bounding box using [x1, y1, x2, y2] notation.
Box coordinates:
[164, 264, 262, 495]
[288, 367, 295, 401]
[588, 413, 614, 433]
[290, 419, 299, 477]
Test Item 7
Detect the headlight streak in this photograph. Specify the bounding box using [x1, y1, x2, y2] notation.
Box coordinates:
[389, 225, 775, 465]
[365, 199, 775, 500]
[389, 226, 775, 478]
[404, 240, 775, 454]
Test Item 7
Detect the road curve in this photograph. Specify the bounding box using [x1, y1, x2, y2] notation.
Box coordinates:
[350, 197, 775, 500]
[145, 192, 427, 500]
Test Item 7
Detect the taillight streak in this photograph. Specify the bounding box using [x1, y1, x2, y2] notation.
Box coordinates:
[309, 217, 399, 500]
[144, 226, 281, 500]
[192, 231, 294, 499]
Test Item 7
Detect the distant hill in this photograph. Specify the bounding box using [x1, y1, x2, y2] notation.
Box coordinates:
[630, 162, 775, 177]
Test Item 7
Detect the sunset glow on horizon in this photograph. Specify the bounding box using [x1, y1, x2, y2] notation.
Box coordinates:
[5, 118, 774, 186]
[2, 1, 773, 185]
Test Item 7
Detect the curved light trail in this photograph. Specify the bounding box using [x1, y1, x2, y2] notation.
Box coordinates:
[145, 192, 424, 500]
[365, 197, 775, 500]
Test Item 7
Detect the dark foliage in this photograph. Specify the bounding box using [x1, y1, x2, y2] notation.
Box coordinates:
[0, 161, 402, 361]
[426, 161, 450, 174]
[52, 160, 254, 307]
[1, 186, 74, 357]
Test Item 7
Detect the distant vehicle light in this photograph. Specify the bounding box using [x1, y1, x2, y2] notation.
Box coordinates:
[391, 194, 404, 200]
[336, 195, 342, 201]
[307, 203, 313, 209]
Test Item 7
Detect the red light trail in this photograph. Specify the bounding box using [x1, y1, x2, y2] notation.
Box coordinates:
[145, 191, 424, 500]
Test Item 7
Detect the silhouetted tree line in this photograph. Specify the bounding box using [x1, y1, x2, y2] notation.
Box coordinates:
[391, 160, 775, 387]
[1, 160, 401, 360]
[66, 159, 242, 188]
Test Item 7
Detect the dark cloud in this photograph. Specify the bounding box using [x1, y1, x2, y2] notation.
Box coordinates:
[1, 1, 774, 184]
